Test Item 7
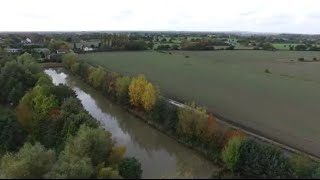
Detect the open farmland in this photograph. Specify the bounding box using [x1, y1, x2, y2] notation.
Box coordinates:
[80, 50, 320, 157]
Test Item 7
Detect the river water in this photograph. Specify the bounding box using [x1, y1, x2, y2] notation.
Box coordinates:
[45, 68, 218, 179]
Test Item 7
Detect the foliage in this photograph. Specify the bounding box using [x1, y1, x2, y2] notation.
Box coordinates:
[222, 136, 244, 172]
[176, 103, 208, 143]
[141, 82, 158, 111]
[48, 39, 69, 53]
[109, 146, 126, 168]
[0, 108, 27, 153]
[115, 76, 131, 104]
[0, 143, 56, 179]
[98, 167, 123, 179]
[63, 125, 114, 166]
[237, 139, 291, 178]
[129, 74, 148, 107]
[119, 157, 142, 179]
[289, 154, 318, 178]
[88, 66, 106, 89]
[0, 61, 37, 105]
[45, 152, 94, 179]
[62, 53, 77, 69]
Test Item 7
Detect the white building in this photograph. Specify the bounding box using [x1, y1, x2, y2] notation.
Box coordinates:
[83, 46, 94, 51]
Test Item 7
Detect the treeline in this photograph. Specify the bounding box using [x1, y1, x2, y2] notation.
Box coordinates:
[63, 53, 320, 178]
[0, 53, 142, 179]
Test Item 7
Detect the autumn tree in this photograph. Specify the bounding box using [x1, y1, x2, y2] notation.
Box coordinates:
[141, 83, 157, 111]
[129, 74, 148, 107]
[62, 53, 77, 69]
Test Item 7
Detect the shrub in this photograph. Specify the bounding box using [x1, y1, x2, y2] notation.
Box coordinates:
[119, 157, 142, 179]
[289, 154, 318, 178]
[298, 57, 304, 61]
[237, 139, 291, 178]
[222, 136, 244, 172]
[313, 57, 317, 61]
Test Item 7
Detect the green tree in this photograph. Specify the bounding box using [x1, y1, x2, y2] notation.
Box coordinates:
[0, 143, 55, 179]
[115, 76, 130, 104]
[63, 125, 114, 166]
[222, 136, 244, 172]
[62, 53, 77, 69]
[0, 61, 37, 105]
[88, 67, 106, 89]
[289, 154, 317, 178]
[237, 139, 291, 178]
[71, 62, 80, 74]
[45, 152, 94, 179]
[0, 108, 27, 153]
[98, 167, 123, 179]
[119, 157, 143, 179]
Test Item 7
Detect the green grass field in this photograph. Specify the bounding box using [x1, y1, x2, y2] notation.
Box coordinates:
[80, 50, 320, 157]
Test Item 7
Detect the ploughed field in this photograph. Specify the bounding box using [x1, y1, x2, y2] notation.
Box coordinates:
[80, 50, 320, 157]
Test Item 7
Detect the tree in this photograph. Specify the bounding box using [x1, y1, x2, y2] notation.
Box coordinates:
[115, 76, 130, 104]
[237, 139, 291, 178]
[119, 157, 142, 179]
[0, 61, 37, 105]
[141, 83, 157, 111]
[71, 62, 80, 75]
[98, 167, 123, 179]
[109, 146, 126, 168]
[62, 53, 77, 69]
[45, 152, 94, 179]
[0, 108, 27, 153]
[0, 143, 55, 179]
[129, 74, 148, 107]
[63, 125, 114, 166]
[48, 39, 69, 53]
[177, 104, 208, 143]
[222, 136, 244, 172]
[295, 44, 307, 51]
[88, 67, 106, 89]
[289, 154, 317, 178]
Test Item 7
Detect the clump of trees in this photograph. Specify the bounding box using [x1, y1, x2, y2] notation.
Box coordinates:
[0, 54, 143, 179]
[181, 40, 215, 50]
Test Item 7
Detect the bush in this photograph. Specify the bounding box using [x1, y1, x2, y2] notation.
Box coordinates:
[313, 57, 317, 61]
[265, 69, 271, 74]
[298, 57, 304, 61]
[237, 139, 291, 178]
[289, 154, 318, 178]
[222, 136, 244, 172]
[119, 157, 142, 179]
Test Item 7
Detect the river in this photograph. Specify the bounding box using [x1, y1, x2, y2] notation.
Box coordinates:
[44, 68, 218, 179]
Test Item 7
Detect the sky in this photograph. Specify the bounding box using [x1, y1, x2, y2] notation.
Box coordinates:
[1, 0, 320, 34]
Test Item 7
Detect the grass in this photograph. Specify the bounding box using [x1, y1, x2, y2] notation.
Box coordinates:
[80, 50, 320, 157]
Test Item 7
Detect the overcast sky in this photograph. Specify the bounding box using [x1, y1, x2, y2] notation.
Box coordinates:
[1, 0, 320, 34]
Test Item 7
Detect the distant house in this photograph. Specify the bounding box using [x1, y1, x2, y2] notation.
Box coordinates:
[83, 46, 94, 51]
[56, 47, 70, 54]
[225, 38, 238, 46]
[21, 38, 32, 44]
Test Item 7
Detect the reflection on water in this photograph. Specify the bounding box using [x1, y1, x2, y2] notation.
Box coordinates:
[45, 68, 218, 179]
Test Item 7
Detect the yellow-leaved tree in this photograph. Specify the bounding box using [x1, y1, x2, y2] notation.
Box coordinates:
[128, 74, 148, 107]
[141, 83, 157, 111]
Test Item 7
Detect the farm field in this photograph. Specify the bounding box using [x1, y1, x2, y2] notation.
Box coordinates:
[80, 50, 320, 157]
